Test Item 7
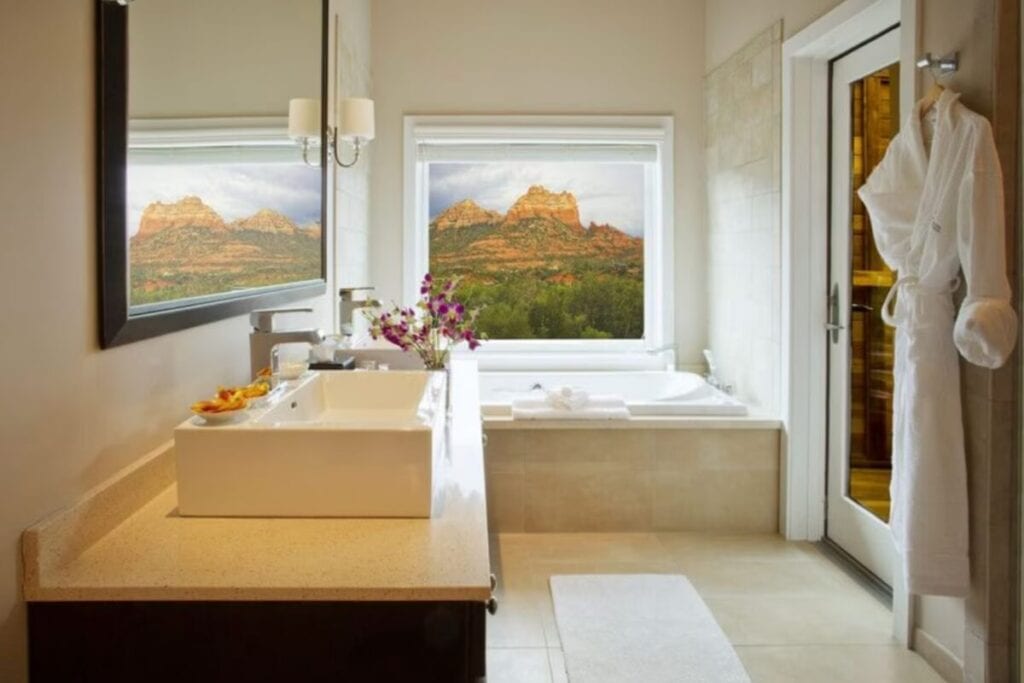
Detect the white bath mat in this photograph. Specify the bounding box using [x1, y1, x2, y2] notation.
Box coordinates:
[550, 574, 751, 683]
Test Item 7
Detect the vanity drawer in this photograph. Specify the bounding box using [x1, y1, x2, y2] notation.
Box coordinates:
[29, 600, 486, 682]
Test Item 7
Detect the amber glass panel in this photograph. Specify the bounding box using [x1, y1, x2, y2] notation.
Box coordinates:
[847, 63, 899, 522]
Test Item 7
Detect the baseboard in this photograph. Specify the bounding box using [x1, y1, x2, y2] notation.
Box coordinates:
[913, 627, 964, 683]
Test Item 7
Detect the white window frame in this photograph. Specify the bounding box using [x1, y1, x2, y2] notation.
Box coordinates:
[403, 115, 674, 370]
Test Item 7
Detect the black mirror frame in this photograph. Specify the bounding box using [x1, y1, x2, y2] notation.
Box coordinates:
[96, 0, 328, 348]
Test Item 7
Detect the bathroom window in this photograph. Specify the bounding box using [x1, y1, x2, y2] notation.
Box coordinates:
[404, 117, 674, 363]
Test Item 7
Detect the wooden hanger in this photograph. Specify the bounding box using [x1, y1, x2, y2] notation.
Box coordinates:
[920, 82, 945, 115]
[916, 52, 958, 115]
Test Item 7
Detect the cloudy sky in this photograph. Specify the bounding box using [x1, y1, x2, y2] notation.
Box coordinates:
[126, 163, 321, 236]
[429, 162, 646, 236]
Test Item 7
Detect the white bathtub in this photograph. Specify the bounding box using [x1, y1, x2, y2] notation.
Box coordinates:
[478, 370, 747, 417]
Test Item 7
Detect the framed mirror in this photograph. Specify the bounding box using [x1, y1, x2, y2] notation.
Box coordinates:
[97, 0, 327, 347]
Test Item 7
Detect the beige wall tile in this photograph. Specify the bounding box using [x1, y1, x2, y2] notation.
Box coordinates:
[489, 428, 781, 533]
[521, 430, 654, 469]
[486, 471, 525, 533]
[524, 465, 653, 532]
[653, 468, 778, 532]
[705, 23, 782, 413]
[485, 431, 528, 474]
[654, 429, 779, 471]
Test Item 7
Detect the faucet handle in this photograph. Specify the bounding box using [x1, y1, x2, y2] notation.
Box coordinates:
[250, 308, 314, 332]
[339, 286, 375, 302]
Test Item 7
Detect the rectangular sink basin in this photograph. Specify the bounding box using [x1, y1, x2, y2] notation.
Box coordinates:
[175, 371, 447, 518]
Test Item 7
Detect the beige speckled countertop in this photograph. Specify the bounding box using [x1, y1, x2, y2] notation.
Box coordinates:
[23, 361, 491, 603]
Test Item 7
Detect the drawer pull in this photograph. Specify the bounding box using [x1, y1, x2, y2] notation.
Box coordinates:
[486, 597, 498, 615]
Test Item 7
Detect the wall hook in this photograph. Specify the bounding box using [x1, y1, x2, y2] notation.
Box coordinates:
[915, 52, 959, 77]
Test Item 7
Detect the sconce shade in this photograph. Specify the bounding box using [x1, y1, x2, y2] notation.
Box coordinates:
[339, 98, 375, 141]
[288, 98, 321, 140]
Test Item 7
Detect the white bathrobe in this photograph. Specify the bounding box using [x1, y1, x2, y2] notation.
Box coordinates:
[857, 89, 1017, 597]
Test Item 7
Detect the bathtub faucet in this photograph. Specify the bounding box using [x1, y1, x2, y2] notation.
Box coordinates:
[645, 343, 676, 354]
[646, 343, 677, 370]
[703, 349, 734, 395]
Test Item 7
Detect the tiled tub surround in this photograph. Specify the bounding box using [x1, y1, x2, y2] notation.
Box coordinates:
[705, 22, 783, 413]
[484, 424, 780, 533]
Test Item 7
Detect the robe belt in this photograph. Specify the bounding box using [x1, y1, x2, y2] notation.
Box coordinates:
[881, 275, 960, 326]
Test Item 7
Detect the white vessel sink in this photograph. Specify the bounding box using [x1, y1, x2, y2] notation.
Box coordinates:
[175, 371, 447, 518]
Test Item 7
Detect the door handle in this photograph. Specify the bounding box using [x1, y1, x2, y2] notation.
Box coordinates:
[851, 303, 874, 313]
[827, 283, 845, 343]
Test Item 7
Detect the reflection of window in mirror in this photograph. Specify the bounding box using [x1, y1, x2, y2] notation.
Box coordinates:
[125, 0, 323, 314]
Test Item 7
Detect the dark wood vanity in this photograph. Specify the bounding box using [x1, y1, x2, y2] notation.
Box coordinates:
[29, 600, 486, 682]
[24, 362, 492, 682]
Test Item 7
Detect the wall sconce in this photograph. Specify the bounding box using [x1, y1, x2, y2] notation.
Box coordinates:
[288, 97, 375, 169]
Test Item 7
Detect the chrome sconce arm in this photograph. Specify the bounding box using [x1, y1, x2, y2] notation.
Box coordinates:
[296, 129, 363, 169]
[327, 127, 363, 169]
[290, 97, 373, 169]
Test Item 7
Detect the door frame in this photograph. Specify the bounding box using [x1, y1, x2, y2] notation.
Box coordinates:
[825, 27, 901, 586]
[780, 0, 918, 644]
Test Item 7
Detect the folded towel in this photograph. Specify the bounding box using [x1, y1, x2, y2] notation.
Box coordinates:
[514, 396, 627, 411]
[512, 406, 631, 420]
[546, 385, 590, 410]
[511, 393, 630, 420]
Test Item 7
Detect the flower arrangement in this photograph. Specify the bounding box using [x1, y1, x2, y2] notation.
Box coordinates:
[365, 273, 485, 369]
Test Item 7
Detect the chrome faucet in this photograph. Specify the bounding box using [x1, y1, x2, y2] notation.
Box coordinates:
[248, 308, 325, 379]
[339, 287, 378, 339]
[703, 349, 733, 394]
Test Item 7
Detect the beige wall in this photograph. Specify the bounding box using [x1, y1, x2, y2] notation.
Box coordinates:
[705, 0, 844, 70]
[370, 0, 708, 365]
[128, 0, 321, 118]
[0, 1, 370, 678]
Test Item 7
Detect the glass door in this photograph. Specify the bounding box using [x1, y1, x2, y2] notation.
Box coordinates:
[826, 28, 900, 585]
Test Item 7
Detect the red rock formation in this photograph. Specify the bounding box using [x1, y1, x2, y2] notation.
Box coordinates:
[136, 195, 226, 237]
[587, 222, 642, 250]
[428, 186, 645, 277]
[229, 208, 298, 235]
[299, 222, 323, 239]
[430, 199, 503, 231]
[503, 185, 582, 230]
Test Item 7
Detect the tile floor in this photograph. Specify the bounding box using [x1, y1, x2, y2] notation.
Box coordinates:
[486, 532, 946, 683]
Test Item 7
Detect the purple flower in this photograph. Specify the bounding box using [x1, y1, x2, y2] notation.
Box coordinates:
[362, 271, 482, 360]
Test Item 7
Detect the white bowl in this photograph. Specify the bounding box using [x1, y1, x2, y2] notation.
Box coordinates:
[192, 409, 249, 426]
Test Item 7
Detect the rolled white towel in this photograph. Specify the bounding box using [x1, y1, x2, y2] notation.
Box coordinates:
[511, 393, 629, 420]
[546, 385, 590, 410]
